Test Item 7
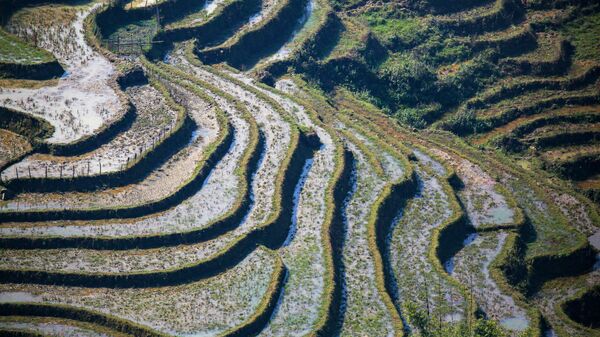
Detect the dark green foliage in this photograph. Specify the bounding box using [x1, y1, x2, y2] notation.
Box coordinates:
[437, 0, 525, 36]
[435, 52, 499, 106]
[304, 3, 497, 126]
[394, 107, 430, 129]
[562, 12, 600, 62]
[328, 0, 364, 11]
[490, 134, 526, 152]
[442, 109, 486, 136]
[378, 53, 437, 106]
[429, 40, 472, 64]
[411, 33, 471, 65]
[361, 6, 432, 50]
[473, 319, 508, 337]
[361, 5, 472, 62]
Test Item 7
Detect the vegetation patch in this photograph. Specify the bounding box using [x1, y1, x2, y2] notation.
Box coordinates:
[562, 12, 600, 62]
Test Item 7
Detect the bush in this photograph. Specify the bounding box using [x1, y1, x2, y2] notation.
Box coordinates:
[363, 14, 430, 51]
[395, 106, 429, 129]
[443, 109, 481, 135]
[435, 53, 499, 106]
[378, 53, 437, 106]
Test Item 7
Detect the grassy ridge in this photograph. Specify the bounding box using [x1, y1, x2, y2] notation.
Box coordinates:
[334, 109, 418, 336]
[333, 92, 475, 333]
[423, 133, 596, 294]
[0, 128, 319, 288]
[367, 169, 417, 336]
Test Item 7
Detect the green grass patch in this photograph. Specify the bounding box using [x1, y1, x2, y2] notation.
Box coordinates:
[323, 16, 366, 60]
[107, 18, 157, 54]
[360, 7, 428, 50]
[562, 12, 600, 62]
[0, 29, 54, 64]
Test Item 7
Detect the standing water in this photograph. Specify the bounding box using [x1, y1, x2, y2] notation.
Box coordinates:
[283, 157, 315, 246]
[445, 232, 478, 274]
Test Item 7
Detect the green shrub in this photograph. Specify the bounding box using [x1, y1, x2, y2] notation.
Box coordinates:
[378, 53, 437, 106]
[562, 12, 600, 62]
[435, 52, 499, 106]
[442, 109, 486, 135]
[394, 106, 428, 129]
[363, 14, 429, 50]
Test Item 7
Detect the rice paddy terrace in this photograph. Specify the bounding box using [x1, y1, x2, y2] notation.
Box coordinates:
[0, 0, 598, 336]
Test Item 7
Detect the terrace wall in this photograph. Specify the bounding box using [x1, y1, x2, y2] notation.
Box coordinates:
[197, 0, 310, 69]
[0, 61, 64, 80]
[0, 106, 54, 141]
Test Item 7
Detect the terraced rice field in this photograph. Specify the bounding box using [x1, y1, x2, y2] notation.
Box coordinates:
[0, 0, 599, 336]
